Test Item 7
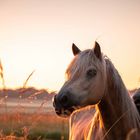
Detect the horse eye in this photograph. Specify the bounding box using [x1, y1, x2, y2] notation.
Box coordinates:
[86, 69, 97, 78]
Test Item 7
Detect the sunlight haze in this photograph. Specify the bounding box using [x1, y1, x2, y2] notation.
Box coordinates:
[0, 0, 140, 91]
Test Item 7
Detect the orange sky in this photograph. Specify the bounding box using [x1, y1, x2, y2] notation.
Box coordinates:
[0, 0, 140, 91]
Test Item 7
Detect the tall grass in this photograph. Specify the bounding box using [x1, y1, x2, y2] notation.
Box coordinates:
[0, 60, 69, 140]
[23, 70, 35, 88]
[0, 113, 68, 140]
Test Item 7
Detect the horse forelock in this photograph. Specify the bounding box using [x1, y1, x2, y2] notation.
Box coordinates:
[66, 49, 104, 81]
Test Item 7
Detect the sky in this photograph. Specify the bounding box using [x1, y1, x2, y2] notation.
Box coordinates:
[0, 0, 140, 91]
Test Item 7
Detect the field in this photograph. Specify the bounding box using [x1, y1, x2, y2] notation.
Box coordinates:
[0, 95, 69, 140]
[0, 61, 69, 140]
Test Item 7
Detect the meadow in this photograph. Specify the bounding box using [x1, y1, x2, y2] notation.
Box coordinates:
[0, 95, 69, 140]
[0, 64, 69, 140]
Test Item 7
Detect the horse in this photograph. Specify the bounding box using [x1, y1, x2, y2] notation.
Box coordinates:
[133, 89, 140, 114]
[53, 42, 140, 140]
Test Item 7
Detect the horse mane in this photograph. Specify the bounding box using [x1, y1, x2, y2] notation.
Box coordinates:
[93, 56, 140, 140]
[104, 56, 140, 128]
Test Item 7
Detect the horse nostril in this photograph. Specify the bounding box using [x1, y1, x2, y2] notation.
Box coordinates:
[61, 95, 68, 106]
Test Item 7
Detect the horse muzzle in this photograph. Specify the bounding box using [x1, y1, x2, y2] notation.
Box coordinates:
[53, 94, 78, 117]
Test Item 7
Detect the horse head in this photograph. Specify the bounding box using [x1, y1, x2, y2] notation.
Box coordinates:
[53, 42, 107, 117]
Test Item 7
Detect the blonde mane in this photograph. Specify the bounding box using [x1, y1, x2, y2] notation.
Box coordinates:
[98, 57, 140, 138]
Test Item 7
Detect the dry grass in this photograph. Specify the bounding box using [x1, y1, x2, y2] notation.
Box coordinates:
[0, 113, 69, 140]
[0, 60, 69, 140]
[23, 70, 35, 88]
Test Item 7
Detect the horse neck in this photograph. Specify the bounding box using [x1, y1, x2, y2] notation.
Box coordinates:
[97, 59, 140, 139]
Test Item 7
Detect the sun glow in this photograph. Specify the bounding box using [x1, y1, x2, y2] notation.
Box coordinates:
[0, 0, 140, 91]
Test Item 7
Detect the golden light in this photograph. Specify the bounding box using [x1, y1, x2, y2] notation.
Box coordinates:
[0, 0, 140, 91]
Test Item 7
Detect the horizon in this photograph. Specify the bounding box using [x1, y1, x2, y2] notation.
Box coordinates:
[0, 0, 140, 91]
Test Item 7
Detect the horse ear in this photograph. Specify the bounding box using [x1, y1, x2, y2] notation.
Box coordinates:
[94, 42, 102, 60]
[72, 43, 81, 56]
